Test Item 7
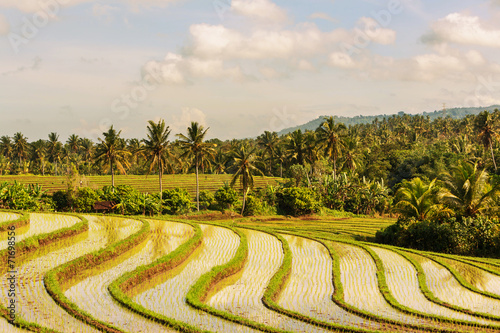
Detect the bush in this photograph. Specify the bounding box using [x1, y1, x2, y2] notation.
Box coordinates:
[199, 190, 215, 210]
[161, 188, 193, 215]
[214, 185, 238, 210]
[276, 186, 321, 216]
[74, 187, 100, 213]
[376, 215, 500, 256]
[52, 190, 69, 211]
[242, 195, 263, 216]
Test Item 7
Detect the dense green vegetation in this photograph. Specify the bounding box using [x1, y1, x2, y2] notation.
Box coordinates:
[0, 109, 499, 256]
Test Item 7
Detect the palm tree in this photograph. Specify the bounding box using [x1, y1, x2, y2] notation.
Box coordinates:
[94, 126, 131, 189]
[31, 139, 47, 175]
[79, 138, 94, 174]
[0, 136, 13, 160]
[66, 134, 81, 171]
[439, 162, 497, 217]
[316, 117, 347, 173]
[257, 131, 278, 175]
[12, 132, 29, 167]
[141, 119, 175, 200]
[475, 111, 498, 172]
[177, 122, 215, 211]
[285, 130, 306, 166]
[392, 177, 445, 221]
[230, 145, 264, 215]
[47, 133, 63, 176]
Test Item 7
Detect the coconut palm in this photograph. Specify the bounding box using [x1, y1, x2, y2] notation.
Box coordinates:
[392, 177, 444, 221]
[94, 126, 131, 189]
[12, 132, 29, 167]
[177, 122, 215, 211]
[230, 145, 264, 215]
[257, 131, 278, 175]
[0, 136, 13, 160]
[439, 162, 497, 217]
[31, 139, 47, 175]
[285, 130, 306, 166]
[47, 133, 63, 176]
[316, 117, 347, 173]
[475, 111, 498, 172]
[141, 119, 176, 200]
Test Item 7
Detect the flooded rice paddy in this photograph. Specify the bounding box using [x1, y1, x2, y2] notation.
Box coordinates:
[2, 213, 500, 333]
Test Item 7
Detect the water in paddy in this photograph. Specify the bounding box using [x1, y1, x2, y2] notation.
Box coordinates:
[207, 229, 334, 333]
[0, 215, 141, 333]
[0, 317, 29, 332]
[437, 256, 500, 297]
[0, 212, 21, 223]
[133, 224, 260, 333]
[278, 235, 408, 332]
[406, 252, 500, 317]
[65, 220, 193, 333]
[370, 246, 500, 328]
[0, 213, 81, 251]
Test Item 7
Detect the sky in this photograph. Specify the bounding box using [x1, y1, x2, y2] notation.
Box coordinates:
[1, 0, 500, 142]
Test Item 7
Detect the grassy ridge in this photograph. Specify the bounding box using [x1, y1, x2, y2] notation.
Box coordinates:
[0, 211, 29, 232]
[0, 213, 88, 333]
[108, 220, 209, 333]
[44, 216, 151, 333]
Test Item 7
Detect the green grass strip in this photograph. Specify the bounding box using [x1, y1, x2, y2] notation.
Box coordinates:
[44, 215, 151, 333]
[403, 249, 500, 302]
[184, 225, 296, 333]
[108, 219, 210, 333]
[0, 213, 88, 333]
[358, 241, 500, 331]
[260, 227, 452, 333]
[0, 210, 29, 232]
[257, 227, 387, 333]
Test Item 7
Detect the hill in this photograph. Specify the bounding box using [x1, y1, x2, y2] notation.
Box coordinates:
[277, 105, 500, 136]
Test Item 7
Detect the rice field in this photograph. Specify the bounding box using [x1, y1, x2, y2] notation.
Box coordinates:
[2, 212, 500, 333]
[0, 174, 281, 196]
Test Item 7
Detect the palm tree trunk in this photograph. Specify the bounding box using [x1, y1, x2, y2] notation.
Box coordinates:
[111, 161, 115, 191]
[196, 156, 200, 211]
[490, 141, 498, 171]
[55, 162, 58, 176]
[280, 162, 283, 178]
[241, 188, 246, 215]
[159, 159, 163, 201]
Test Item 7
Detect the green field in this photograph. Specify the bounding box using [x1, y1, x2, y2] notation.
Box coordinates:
[2, 212, 500, 333]
[0, 174, 282, 196]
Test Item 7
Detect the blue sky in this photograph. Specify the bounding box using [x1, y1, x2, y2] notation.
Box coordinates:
[1, 0, 500, 141]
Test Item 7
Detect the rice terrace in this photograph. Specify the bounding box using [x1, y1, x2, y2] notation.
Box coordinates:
[2, 0, 500, 332]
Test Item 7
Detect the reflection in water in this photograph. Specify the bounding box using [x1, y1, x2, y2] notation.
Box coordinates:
[64, 219, 192, 333]
[208, 229, 334, 333]
[277, 235, 381, 330]
[133, 224, 259, 333]
[0, 213, 80, 251]
[0, 215, 141, 333]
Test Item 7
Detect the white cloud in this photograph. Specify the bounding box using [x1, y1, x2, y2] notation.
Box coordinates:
[309, 12, 338, 23]
[189, 23, 350, 60]
[170, 107, 207, 134]
[329, 52, 358, 69]
[231, 0, 288, 23]
[423, 13, 500, 47]
[357, 17, 396, 45]
[0, 13, 9, 35]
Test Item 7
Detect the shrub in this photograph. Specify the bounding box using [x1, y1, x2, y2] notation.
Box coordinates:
[74, 187, 100, 213]
[161, 188, 193, 215]
[52, 190, 69, 211]
[214, 185, 238, 210]
[199, 190, 215, 210]
[242, 195, 263, 216]
[276, 186, 321, 216]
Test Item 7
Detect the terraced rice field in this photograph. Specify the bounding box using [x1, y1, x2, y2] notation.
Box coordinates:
[0, 174, 281, 196]
[2, 212, 500, 333]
